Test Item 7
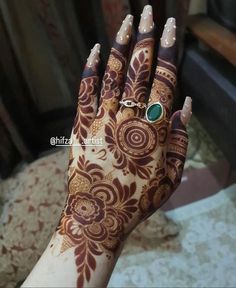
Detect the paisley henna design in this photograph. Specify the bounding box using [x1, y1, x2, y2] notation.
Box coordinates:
[57, 156, 138, 287]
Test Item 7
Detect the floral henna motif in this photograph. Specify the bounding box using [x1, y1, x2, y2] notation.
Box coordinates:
[105, 116, 158, 179]
[57, 156, 138, 287]
[101, 48, 127, 101]
[97, 47, 127, 119]
[73, 76, 98, 145]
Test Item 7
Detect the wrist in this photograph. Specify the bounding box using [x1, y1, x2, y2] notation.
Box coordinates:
[22, 230, 125, 288]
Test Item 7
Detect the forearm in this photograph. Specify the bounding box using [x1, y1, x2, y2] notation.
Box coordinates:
[22, 231, 123, 288]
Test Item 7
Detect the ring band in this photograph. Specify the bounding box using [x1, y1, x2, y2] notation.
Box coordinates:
[145, 102, 165, 123]
[119, 100, 165, 124]
[119, 100, 147, 109]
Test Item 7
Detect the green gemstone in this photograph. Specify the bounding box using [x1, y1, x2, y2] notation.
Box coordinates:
[146, 103, 163, 122]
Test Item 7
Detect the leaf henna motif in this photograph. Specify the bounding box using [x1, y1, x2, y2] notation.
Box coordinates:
[122, 38, 154, 105]
[73, 77, 98, 148]
[75, 238, 102, 287]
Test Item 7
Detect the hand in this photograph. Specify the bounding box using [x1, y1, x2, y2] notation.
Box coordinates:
[57, 5, 192, 287]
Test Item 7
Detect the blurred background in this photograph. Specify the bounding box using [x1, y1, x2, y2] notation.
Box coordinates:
[0, 0, 236, 287]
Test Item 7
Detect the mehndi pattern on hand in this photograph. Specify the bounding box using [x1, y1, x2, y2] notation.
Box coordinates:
[56, 5, 192, 287]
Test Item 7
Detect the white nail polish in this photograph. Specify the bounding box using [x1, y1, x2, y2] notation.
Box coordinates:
[161, 18, 176, 47]
[116, 14, 133, 44]
[139, 5, 153, 34]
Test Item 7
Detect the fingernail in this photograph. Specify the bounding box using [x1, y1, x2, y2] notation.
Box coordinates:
[181, 96, 192, 125]
[116, 14, 133, 45]
[86, 43, 100, 67]
[139, 5, 154, 34]
[161, 17, 176, 48]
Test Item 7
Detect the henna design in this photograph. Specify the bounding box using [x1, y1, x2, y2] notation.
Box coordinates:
[57, 156, 138, 286]
[122, 37, 154, 105]
[101, 49, 126, 101]
[96, 47, 128, 119]
[167, 111, 188, 189]
[55, 14, 190, 288]
[149, 43, 177, 119]
[73, 76, 98, 145]
[139, 177, 172, 217]
[105, 116, 157, 179]
[139, 114, 188, 217]
[150, 79, 174, 116]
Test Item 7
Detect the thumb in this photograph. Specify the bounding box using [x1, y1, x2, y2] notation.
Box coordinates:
[166, 97, 192, 190]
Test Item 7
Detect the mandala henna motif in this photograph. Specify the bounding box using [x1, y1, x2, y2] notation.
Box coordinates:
[105, 117, 158, 179]
[57, 156, 138, 287]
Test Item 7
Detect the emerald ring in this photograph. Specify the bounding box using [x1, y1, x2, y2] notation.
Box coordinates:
[145, 102, 165, 123]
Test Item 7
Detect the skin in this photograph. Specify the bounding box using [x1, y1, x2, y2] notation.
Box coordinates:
[22, 5, 192, 288]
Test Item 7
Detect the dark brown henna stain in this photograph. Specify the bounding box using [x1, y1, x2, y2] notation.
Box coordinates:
[105, 117, 158, 179]
[58, 28, 187, 288]
[121, 36, 154, 112]
[73, 76, 98, 148]
[166, 111, 188, 189]
[57, 157, 138, 286]
[98, 43, 130, 116]
[149, 43, 177, 118]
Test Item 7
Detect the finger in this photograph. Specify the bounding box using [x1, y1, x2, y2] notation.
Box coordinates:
[148, 18, 177, 125]
[97, 14, 133, 118]
[166, 97, 192, 189]
[73, 43, 100, 143]
[119, 5, 155, 118]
